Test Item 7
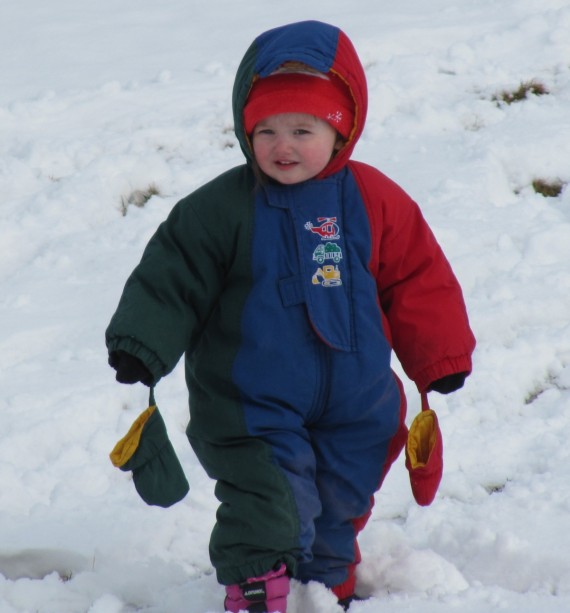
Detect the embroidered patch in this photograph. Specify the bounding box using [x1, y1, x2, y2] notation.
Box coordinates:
[304, 217, 340, 240]
[312, 265, 342, 287]
[312, 242, 343, 264]
[305, 217, 343, 288]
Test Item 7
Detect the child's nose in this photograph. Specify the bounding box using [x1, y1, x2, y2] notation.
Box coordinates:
[274, 134, 293, 152]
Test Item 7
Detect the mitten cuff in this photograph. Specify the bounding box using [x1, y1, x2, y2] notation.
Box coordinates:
[106, 336, 165, 384]
[414, 354, 472, 393]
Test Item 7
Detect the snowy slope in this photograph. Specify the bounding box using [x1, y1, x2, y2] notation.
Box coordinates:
[1, 0, 570, 611]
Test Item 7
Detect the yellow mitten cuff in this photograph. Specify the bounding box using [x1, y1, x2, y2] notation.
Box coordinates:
[110, 405, 156, 468]
[406, 409, 438, 469]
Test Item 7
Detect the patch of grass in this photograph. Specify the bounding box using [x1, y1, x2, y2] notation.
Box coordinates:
[532, 178, 565, 198]
[120, 183, 161, 216]
[485, 481, 508, 495]
[493, 79, 549, 105]
[524, 386, 544, 405]
[524, 373, 568, 404]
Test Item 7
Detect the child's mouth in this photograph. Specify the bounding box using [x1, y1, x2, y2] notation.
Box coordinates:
[276, 160, 297, 168]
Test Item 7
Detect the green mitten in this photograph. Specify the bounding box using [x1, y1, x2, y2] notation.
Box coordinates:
[110, 392, 189, 507]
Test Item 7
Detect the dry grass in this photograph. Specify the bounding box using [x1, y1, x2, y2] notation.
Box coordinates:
[531, 178, 565, 198]
[120, 183, 161, 216]
[493, 79, 549, 105]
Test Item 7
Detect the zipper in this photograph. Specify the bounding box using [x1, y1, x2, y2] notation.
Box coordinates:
[307, 339, 331, 425]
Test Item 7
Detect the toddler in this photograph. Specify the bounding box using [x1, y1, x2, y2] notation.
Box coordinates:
[106, 20, 475, 612]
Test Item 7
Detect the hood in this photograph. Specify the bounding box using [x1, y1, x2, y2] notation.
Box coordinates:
[232, 21, 368, 178]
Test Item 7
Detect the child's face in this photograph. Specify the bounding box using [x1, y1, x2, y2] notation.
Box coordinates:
[252, 113, 341, 184]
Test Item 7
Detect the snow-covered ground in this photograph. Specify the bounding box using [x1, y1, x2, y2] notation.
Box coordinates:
[1, 0, 570, 611]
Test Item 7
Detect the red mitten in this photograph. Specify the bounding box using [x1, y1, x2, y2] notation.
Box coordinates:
[405, 394, 443, 506]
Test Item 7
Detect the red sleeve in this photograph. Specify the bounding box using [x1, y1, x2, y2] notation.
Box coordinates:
[349, 161, 476, 392]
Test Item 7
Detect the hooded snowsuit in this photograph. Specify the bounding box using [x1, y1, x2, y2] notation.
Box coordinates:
[106, 20, 475, 597]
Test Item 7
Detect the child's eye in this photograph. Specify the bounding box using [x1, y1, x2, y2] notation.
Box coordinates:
[254, 128, 274, 136]
[294, 129, 311, 135]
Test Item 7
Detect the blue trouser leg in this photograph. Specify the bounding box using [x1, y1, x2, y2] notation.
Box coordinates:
[296, 349, 402, 588]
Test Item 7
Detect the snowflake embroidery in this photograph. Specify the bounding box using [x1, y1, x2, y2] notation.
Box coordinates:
[327, 111, 343, 124]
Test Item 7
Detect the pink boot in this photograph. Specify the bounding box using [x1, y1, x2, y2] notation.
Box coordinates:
[224, 563, 289, 612]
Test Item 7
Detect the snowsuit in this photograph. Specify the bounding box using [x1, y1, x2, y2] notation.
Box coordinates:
[106, 20, 475, 598]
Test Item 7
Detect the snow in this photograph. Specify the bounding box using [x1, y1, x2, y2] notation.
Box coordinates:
[1, 0, 570, 611]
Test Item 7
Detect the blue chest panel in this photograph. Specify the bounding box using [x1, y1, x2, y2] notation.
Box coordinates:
[265, 176, 356, 352]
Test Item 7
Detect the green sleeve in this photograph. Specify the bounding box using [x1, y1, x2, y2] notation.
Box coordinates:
[105, 165, 254, 384]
